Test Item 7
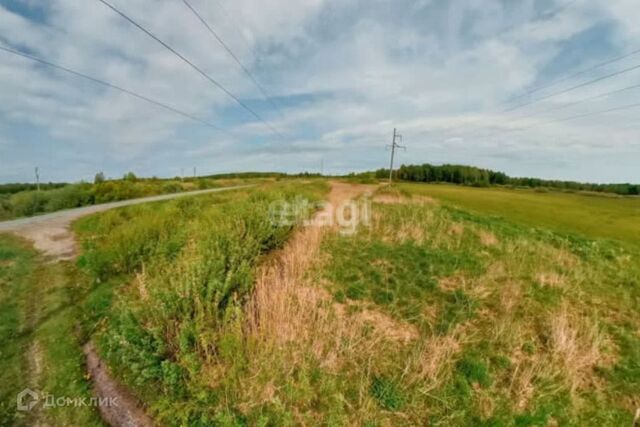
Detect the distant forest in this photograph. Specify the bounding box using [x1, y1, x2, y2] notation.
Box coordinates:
[374, 164, 640, 196]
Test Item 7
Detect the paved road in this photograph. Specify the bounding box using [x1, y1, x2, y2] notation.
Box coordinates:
[0, 185, 253, 259]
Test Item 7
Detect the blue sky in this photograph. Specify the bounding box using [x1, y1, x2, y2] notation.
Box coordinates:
[0, 0, 639, 183]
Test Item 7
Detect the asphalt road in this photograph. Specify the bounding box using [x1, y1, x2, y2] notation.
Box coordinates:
[0, 184, 254, 259]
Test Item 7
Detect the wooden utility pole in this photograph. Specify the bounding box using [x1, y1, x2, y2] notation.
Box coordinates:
[387, 128, 405, 184]
[34, 167, 40, 191]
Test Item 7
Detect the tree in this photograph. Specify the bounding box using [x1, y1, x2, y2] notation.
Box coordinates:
[123, 171, 137, 182]
[94, 172, 105, 184]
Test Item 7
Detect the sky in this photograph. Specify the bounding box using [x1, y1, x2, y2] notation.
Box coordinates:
[0, 0, 639, 184]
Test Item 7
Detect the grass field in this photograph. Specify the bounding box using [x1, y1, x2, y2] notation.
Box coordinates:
[398, 183, 640, 247]
[0, 234, 102, 426]
[307, 185, 640, 425]
[71, 180, 328, 425]
[1, 179, 638, 425]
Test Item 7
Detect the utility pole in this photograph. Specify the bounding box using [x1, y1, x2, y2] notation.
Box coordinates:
[193, 167, 196, 178]
[34, 167, 40, 191]
[320, 158, 324, 176]
[386, 128, 405, 184]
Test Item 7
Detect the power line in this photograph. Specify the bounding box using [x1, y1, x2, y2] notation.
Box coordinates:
[96, 0, 283, 139]
[513, 82, 640, 121]
[0, 44, 222, 130]
[535, 101, 640, 127]
[504, 61, 640, 112]
[210, 0, 256, 57]
[509, 46, 640, 102]
[486, 101, 640, 139]
[182, 0, 282, 115]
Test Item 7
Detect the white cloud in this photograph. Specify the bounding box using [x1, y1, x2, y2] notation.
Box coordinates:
[0, 0, 639, 183]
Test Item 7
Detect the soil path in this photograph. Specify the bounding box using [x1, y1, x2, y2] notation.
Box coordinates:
[84, 343, 155, 427]
[0, 185, 253, 260]
[249, 181, 380, 342]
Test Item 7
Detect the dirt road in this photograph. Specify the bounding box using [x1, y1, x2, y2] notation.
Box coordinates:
[0, 185, 253, 260]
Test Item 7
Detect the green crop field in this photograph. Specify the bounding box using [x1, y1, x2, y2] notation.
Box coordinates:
[399, 183, 640, 247]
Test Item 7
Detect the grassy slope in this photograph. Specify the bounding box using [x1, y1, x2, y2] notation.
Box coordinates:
[313, 186, 640, 425]
[0, 234, 103, 426]
[399, 183, 640, 247]
[72, 181, 329, 425]
[3, 179, 638, 425]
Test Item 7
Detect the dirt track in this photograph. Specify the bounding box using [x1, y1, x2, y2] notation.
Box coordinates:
[0, 185, 252, 260]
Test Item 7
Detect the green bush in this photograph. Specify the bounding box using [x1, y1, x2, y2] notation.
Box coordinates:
[44, 184, 94, 212]
[9, 190, 48, 216]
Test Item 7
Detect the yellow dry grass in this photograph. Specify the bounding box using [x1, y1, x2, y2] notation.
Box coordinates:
[404, 329, 464, 391]
[247, 182, 420, 365]
[548, 307, 613, 395]
[478, 230, 499, 247]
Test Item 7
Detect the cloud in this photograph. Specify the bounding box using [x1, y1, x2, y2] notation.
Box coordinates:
[0, 0, 639, 183]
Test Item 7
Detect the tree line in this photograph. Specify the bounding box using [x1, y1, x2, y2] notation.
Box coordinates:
[374, 164, 639, 196]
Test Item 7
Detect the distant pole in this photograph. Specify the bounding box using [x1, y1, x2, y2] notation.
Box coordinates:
[320, 158, 324, 176]
[388, 128, 396, 183]
[34, 167, 40, 191]
[387, 128, 405, 184]
[193, 167, 196, 178]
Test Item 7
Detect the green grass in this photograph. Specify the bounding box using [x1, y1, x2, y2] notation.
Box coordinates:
[399, 183, 640, 247]
[0, 235, 103, 426]
[3, 178, 638, 425]
[310, 189, 640, 425]
[0, 235, 33, 426]
[72, 180, 329, 425]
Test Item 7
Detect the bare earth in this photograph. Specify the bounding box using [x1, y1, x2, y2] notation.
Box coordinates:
[84, 343, 155, 427]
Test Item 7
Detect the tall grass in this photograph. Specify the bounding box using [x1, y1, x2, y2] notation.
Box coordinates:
[74, 182, 328, 425]
[1, 177, 248, 220]
[72, 181, 639, 425]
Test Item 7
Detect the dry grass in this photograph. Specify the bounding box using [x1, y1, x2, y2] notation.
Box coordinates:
[345, 306, 419, 344]
[478, 230, 499, 247]
[246, 224, 329, 349]
[448, 223, 465, 236]
[548, 307, 614, 395]
[509, 352, 552, 411]
[373, 193, 436, 205]
[404, 330, 463, 391]
[536, 272, 565, 288]
[247, 182, 420, 358]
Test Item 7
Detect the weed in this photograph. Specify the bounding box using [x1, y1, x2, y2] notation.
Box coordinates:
[370, 376, 404, 411]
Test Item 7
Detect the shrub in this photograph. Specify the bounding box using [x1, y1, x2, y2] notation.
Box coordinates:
[9, 190, 48, 217]
[44, 184, 94, 212]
